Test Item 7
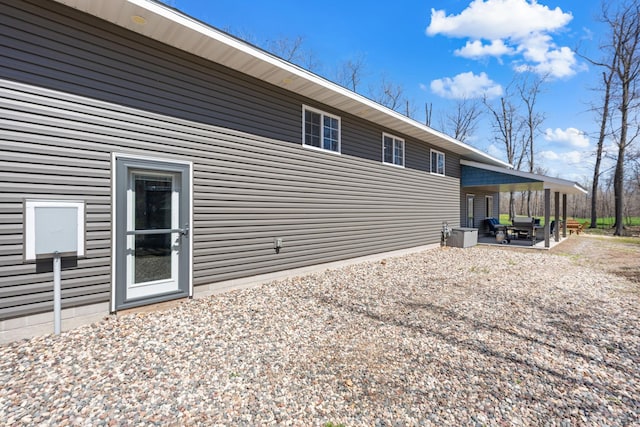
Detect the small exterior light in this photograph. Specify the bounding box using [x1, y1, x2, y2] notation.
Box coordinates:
[273, 238, 283, 254]
[131, 15, 147, 25]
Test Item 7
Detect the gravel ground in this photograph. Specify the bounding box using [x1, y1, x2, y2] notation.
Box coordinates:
[1, 244, 639, 426]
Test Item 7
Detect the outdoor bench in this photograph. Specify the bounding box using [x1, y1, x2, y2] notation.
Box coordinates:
[566, 219, 584, 235]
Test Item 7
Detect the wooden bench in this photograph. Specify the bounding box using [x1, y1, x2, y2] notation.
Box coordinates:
[565, 219, 584, 235]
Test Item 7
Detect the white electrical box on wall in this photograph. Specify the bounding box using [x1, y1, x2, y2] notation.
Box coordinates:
[24, 200, 86, 261]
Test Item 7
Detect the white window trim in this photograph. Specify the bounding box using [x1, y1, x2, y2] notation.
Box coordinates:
[430, 149, 445, 176]
[302, 105, 341, 155]
[381, 133, 405, 168]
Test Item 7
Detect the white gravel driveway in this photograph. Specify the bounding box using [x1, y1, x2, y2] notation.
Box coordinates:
[1, 245, 638, 426]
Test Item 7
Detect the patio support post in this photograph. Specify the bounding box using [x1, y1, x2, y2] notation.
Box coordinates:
[544, 188, 551, 248]
[562, 194, 567, 238]
[554, 191, 560, 242]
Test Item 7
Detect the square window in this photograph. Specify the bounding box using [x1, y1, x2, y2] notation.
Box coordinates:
[303, 106, 340, 153]
[431, 150, 445, 175]
[382, 134, 404, 167]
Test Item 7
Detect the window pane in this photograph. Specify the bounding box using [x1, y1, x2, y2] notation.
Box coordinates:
[383, 136, 393, 163]
[323, 116, 339, 152]
[431, 151, 444, 174]
[305, 110, 321, 147]
[394, 140, 403, 165]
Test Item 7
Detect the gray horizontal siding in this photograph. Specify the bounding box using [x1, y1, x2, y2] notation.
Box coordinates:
[0, 0, 460, 177]
[0, 79, 460, 319]
[0, 0, 301, 145]
[0, 0, 465, 320]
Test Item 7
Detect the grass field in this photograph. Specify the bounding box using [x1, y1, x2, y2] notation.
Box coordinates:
[577, 216, 640, 228]
[498, 214, 640, 228]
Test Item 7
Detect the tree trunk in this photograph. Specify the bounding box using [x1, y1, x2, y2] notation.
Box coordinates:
[591, 70, 613, 228]
[614, 143, 626, 235]
[509, 192, 516, 222]
[614, 79, 628, 236]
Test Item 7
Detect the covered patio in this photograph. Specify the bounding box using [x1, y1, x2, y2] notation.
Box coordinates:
[461, 160, 588, 249]
[477, 233, 566, 250]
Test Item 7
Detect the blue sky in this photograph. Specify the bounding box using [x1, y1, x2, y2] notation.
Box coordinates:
[161, 0, 608, 183]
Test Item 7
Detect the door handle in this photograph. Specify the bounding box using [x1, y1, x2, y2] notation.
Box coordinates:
[127, 226, 190, 236]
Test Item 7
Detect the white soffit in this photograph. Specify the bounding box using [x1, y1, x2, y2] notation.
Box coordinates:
[53, 0, 510, 167]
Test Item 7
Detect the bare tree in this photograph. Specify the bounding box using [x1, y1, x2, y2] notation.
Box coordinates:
[404, 99, 418, 119]
[425, 102, 433, 127]
[603, 0, 640, 235]
[579, 25, 619, 228]
[337, 53, 367, 92]
[590, 68, 616, 227]
[266, 35, 322, 72]
[439, 98, 483, 143]
[220, 26, 258, 46]
[267, 35, 305, 62]
[517, 74, 546, 216]
[484, 89, 526, 220]
[369, 76, 405, 112]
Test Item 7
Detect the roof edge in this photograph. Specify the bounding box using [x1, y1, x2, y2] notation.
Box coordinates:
[461, 160, 588, 194]
[55, 0, 512, 168]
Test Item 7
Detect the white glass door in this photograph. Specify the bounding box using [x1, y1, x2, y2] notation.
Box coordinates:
[126, 171, 181, 299]
[467, 195, 475, 228]
[114, 157, 190, 311]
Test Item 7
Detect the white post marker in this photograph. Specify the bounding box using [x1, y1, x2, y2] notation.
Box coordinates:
[24, 200, 85, 336]
[53, 251, 62, 335]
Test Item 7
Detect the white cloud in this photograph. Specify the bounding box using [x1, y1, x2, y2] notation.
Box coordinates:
[454, 39, 515, 59]
[544, 127, 589, 148]
[426, 0, 572, 39]
[512, 34, 578, 78]
[430, 71, 503, 99]
[563, 150, 583, 164]
[426, 0, 578, 78]
[539, 150, 560, 161]
[487, 143, 506, 160]
[541, 150, 582, 165]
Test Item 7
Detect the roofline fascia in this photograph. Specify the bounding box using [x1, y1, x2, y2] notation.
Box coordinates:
[461, 160, 588, 194]
[127, 0, 510, 167]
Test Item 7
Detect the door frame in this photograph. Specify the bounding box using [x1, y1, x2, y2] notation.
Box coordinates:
[111, 153, 193, 313]
[485, 195, 494, 218]
[466, 194, 475, 228]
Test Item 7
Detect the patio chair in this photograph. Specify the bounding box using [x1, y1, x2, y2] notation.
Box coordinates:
[485, 217, 507, 236]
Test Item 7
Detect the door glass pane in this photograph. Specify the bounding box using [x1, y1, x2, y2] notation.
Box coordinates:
[135, 234, 172, 283]
[135, 175, 172, 230]
[133, 174, 174, 284]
